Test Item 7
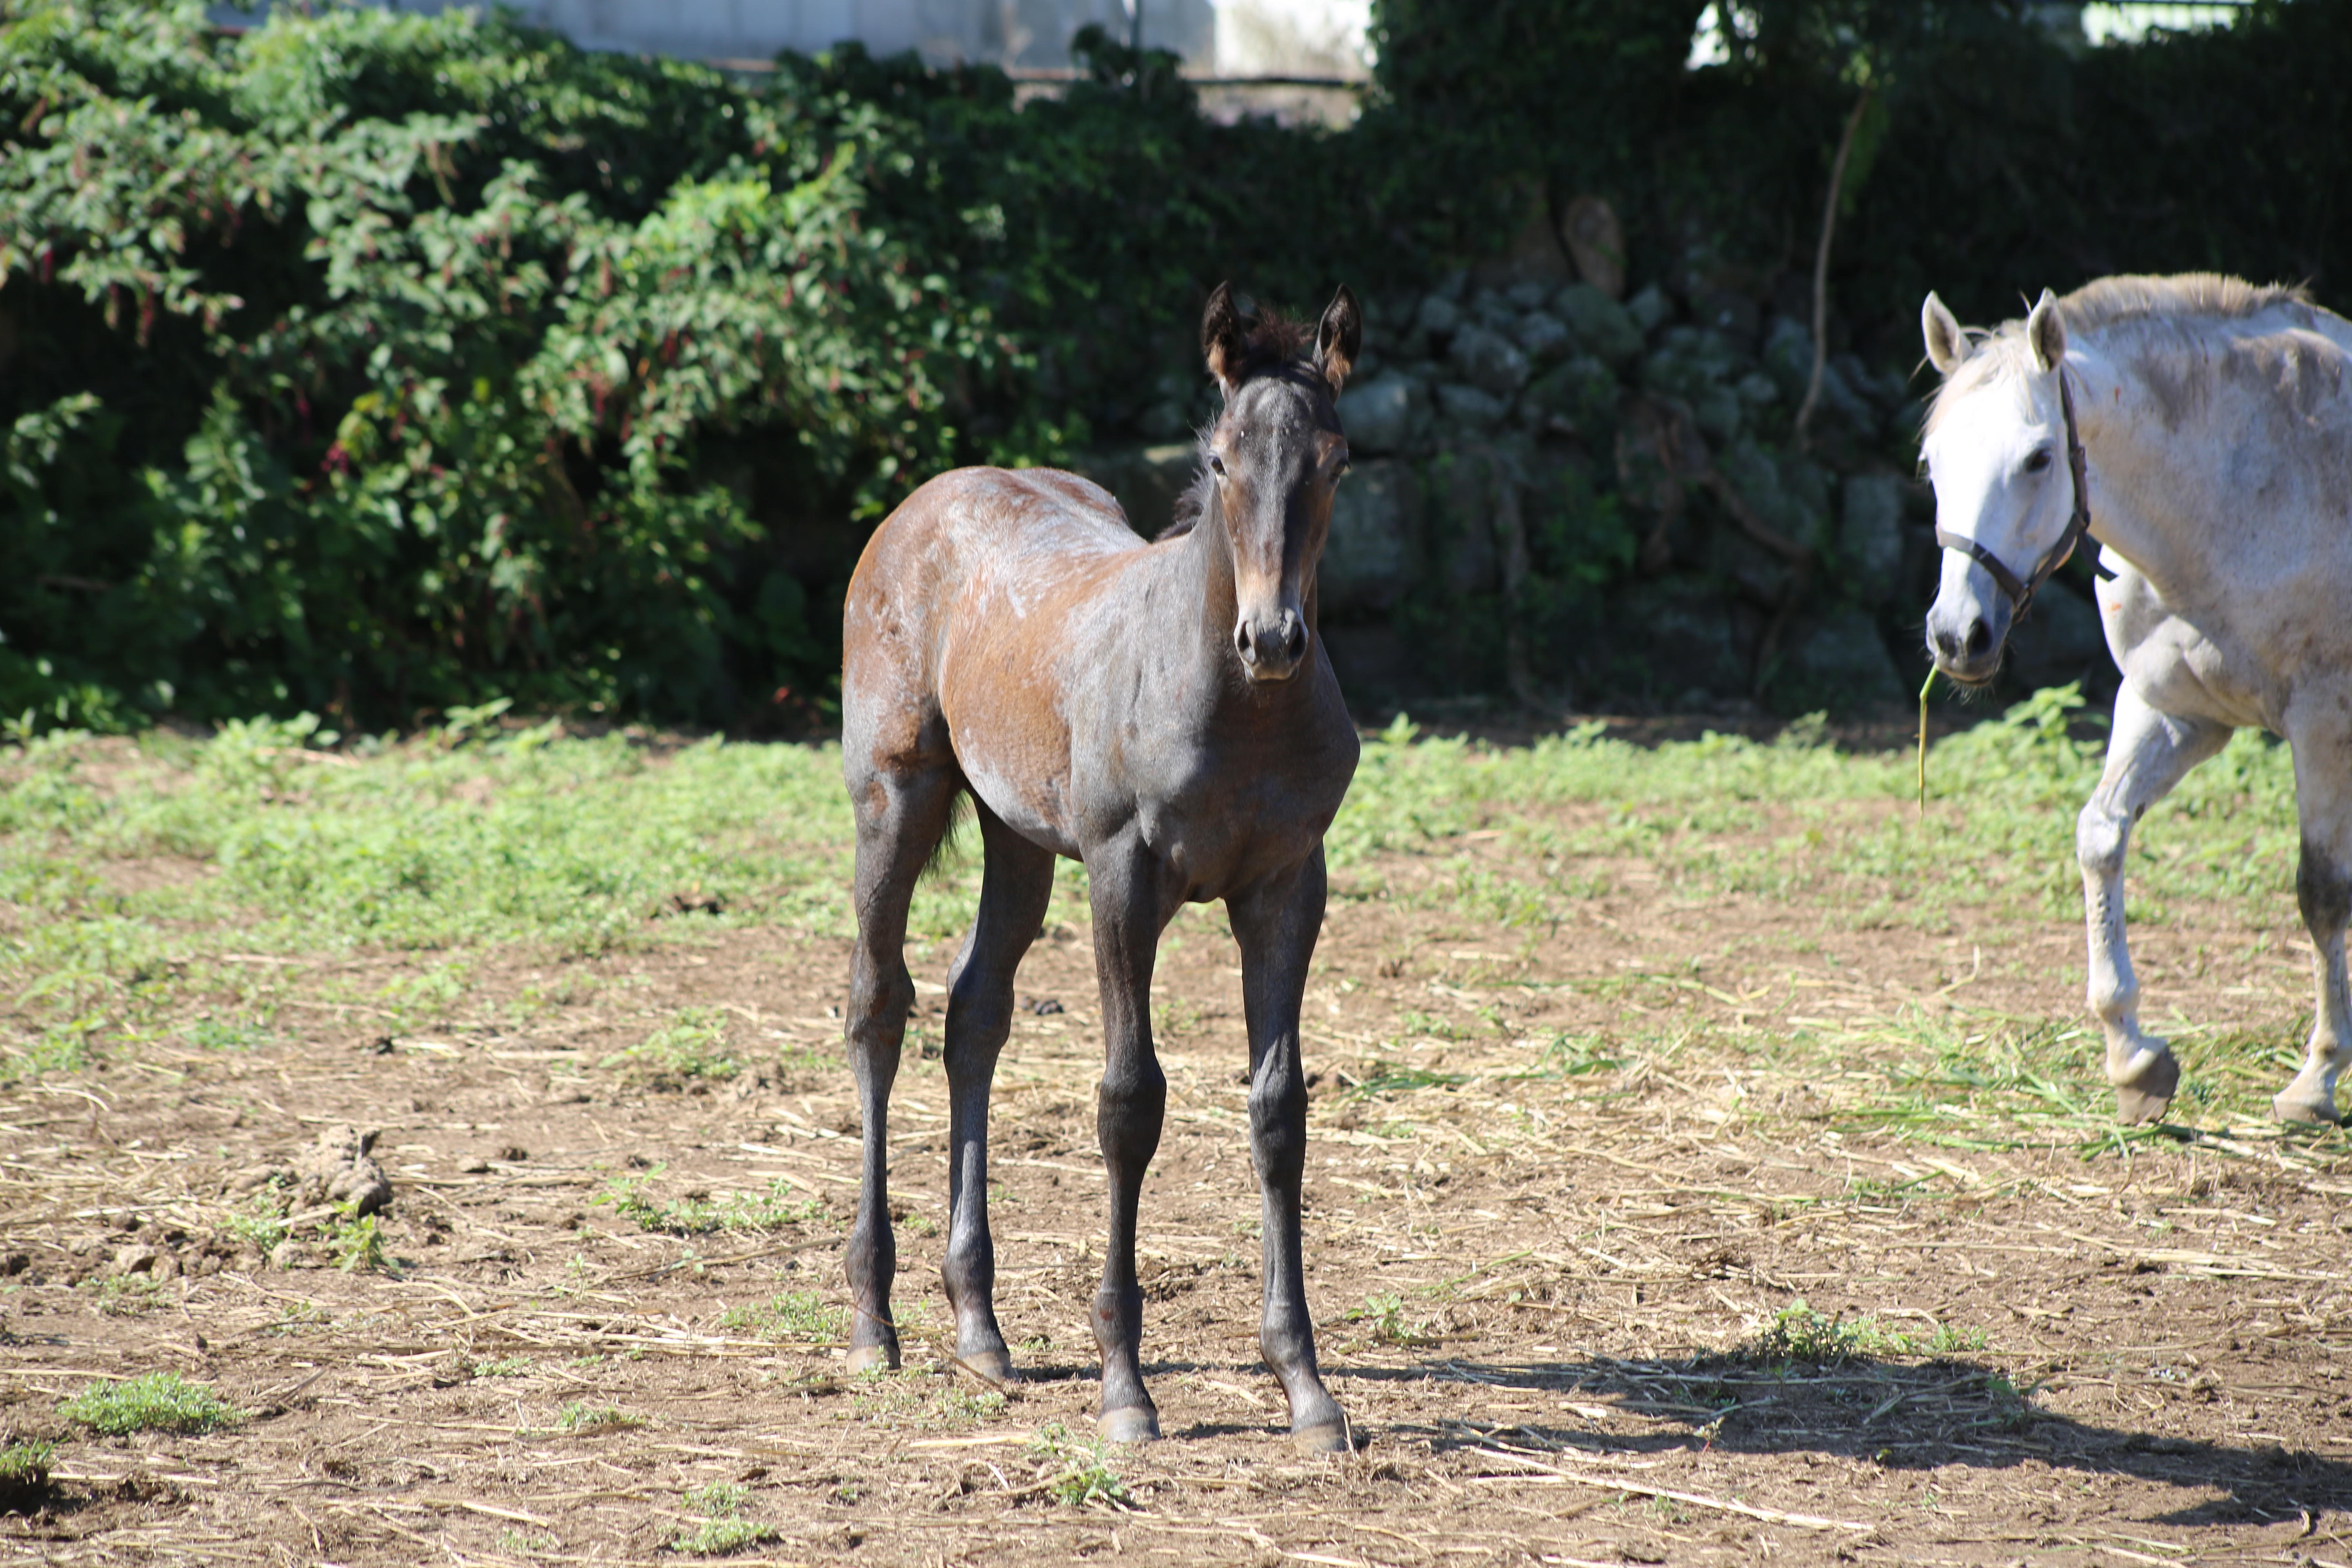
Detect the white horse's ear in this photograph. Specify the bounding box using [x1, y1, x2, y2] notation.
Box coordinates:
[1922, 292, 1969, 376]
[2026, 287, 2067, 373]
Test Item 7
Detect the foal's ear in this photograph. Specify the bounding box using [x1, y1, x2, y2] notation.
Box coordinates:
[1202, 282, 1248, 393]
[1315, 284, 1362, 393]
[1921, 292, 1969, 376]
[2025, 287, 2067, 373]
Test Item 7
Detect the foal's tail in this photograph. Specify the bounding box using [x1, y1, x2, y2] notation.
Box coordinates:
[921, 783, 974, 883]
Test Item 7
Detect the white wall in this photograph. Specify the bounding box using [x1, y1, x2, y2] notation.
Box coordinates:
[213, 0, 1383, 74]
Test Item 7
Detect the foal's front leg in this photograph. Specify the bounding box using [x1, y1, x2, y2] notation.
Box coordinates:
[1083, 840, 1176, 1443]
[2077, 684, 2230, 1123]
[1228, 851, 1349, 1453]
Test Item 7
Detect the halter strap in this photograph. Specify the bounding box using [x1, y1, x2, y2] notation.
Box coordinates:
[1933, 366, 2093, 618]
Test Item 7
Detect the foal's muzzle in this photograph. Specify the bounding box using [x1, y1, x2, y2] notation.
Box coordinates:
[1235, 608, 1308, 682]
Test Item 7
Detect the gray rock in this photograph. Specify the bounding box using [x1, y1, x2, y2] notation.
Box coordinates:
[1778, 610, 1905, 710]
[1343, 372, 1423, 455]
[1642, 327, 1747, 441]
[1717, 438, 1828, 555]
[1735, 371, 1781, 407]
[1523, 356, 1619, 437]
[1416, 293, 1462, 341]
[1758, 317, 1875, 432]
[1610, 580, 1753, 702]
[1553, 284, 1644, 369]
[1760, 315, 1815, 404]
[1434, 382, 1509, 432]
[1320, 460, 1417, 614]
[1504, 279, 1551, 310]
[1430, 451, 1502, 593]
[1450, 324, 1531, 397]
[1515, 310, 1573, 362]
[1468, 287, 1513, 327]
[1840, 472, 1907, 603]
[1626, 284, 1673, 335]
[1691, 289, 1761, 352]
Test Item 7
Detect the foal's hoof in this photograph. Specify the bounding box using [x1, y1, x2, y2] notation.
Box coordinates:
[2111, 1082, 2174, 1125]
[1290, 1419, 1353, 1456]
[845, 1341, 900, 1376]
[1098, 1405, 1161, 1445]
[953, 1346, 1020, 1386]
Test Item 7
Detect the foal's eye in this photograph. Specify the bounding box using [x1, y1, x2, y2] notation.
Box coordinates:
[1208, 452, 1227, 478]
[2023, 448, 2054, 474]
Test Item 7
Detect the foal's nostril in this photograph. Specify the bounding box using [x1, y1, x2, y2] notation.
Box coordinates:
[1234, 621, 1256, 663]
[1281, 617, 1306, 662]
[1964, 619, 1991, 658]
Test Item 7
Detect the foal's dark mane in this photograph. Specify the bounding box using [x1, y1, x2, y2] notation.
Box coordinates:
[1159, 310, 1323, 541]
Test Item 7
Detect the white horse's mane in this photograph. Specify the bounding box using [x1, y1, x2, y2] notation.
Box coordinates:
[1922, 273, 2318, 439]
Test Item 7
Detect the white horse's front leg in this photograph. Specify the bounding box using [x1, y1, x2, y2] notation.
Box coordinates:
[2280, 706, 2352, 1125]
[2078, 684, 2231, 1123]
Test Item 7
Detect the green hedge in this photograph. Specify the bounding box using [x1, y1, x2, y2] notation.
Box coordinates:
[0, 5, 1370, 732]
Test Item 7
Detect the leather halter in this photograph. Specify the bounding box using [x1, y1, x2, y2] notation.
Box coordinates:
[1933, 367, 2093, 619]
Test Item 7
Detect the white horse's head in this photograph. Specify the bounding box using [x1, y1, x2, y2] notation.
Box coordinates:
[1918, 287, 2081, 685]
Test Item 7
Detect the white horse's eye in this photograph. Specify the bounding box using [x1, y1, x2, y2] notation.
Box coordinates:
[2023, 448, 2054, 474]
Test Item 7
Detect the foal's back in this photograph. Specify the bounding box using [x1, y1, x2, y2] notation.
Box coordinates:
[841, 464, 1158, 763]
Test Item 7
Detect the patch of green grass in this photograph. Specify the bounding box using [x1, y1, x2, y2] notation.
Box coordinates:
[461, 1355, 534, 1379]
[717, 1292, 843, 1344]
[605, 1007, 739, 1088]
[58, 1372, 243, 1436]
[1026, 1421, 1131, 1509]
[1340, 1061, 1470, 1101]
[1746, 1300, 1984, 1365]
[222, 1198, 290, 1254]
[1342, 1292, 1442, 1348]
[668, 1516, 779, 1555]
[325, 1212, 390, 1273]
[850, 1368, 1007, 1431]
[0, 1440, 54, 1510]
[595, 1169, 831, 1237]
[684, 1481, 748, 1516]
[80, 1273, 168, 1316]
[554, 1403, 646, 1434]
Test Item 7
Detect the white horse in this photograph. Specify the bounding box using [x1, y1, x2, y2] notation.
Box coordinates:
[1919, 274, 2352, 1126]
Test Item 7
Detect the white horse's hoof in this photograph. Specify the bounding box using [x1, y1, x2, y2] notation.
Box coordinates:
[2272, 1086, 2341, 1126]
[2108, 1047, 2178, 1124]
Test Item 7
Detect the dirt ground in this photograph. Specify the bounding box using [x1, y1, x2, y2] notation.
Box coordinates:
[7, 794, 2352, 1567]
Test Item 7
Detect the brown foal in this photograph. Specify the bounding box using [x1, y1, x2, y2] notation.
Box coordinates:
[837, 283, 1364, 1451]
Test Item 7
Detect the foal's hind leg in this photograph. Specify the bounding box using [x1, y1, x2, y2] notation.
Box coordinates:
[2279, 704, 2352, 1125]
[2078, 685, 2230, 1123]
[1228, 851, 1349, 1453]
[939, 806, 1055, 1383]
[842, 756, 963, 1373]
